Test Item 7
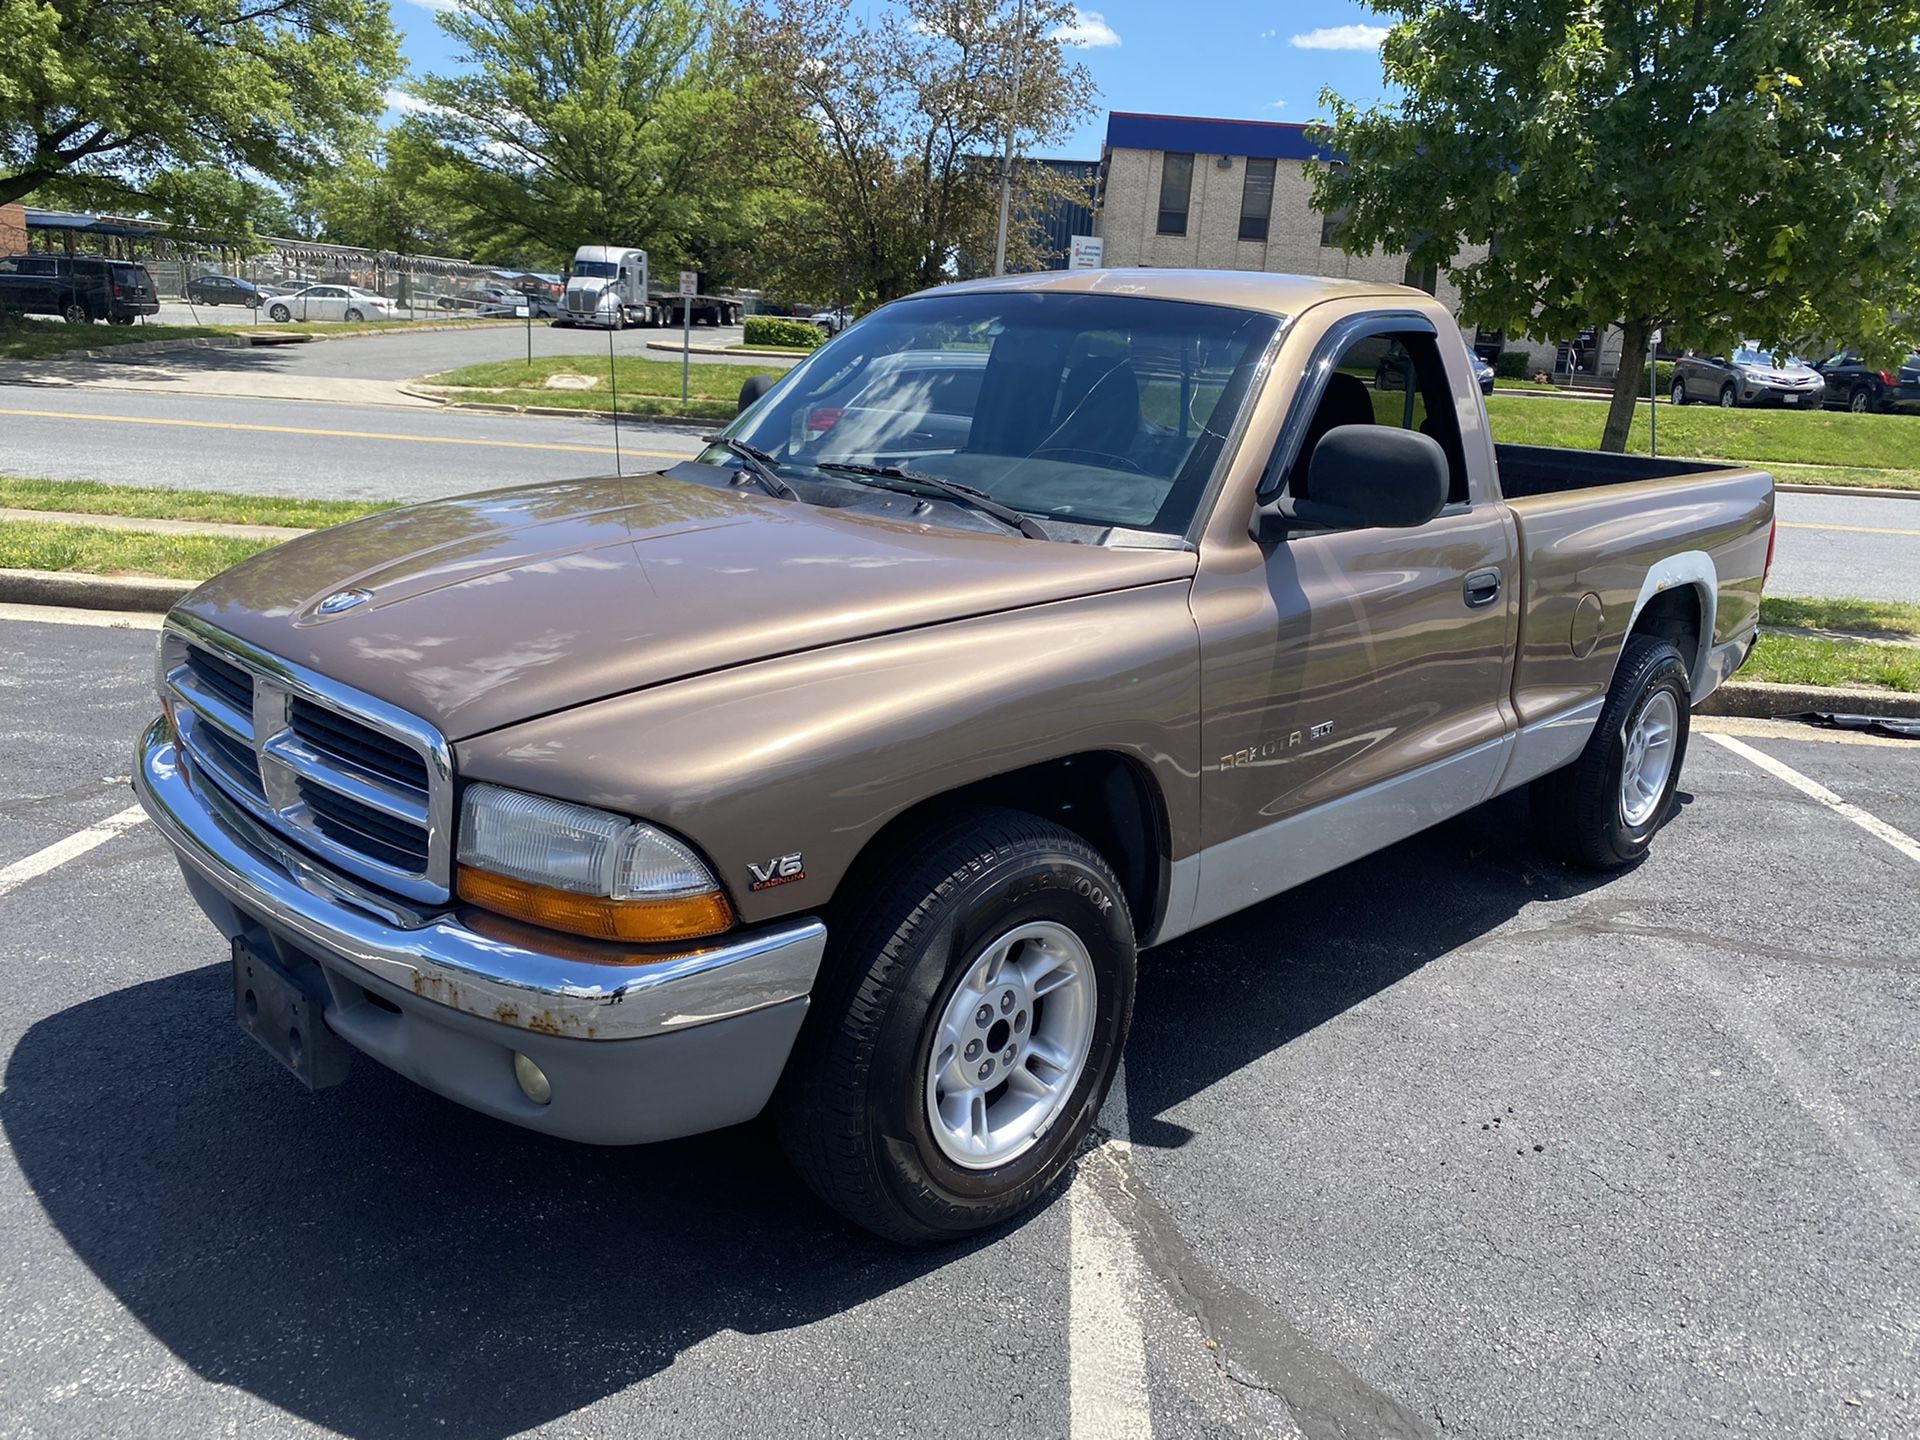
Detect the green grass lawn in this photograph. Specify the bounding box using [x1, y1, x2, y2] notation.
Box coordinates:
[425, 354, 786, 420]
[0, 315, 512, 362]
[1760, 595, 1920, 638]
[0, 519, 276, 579]
[1744, 632, 1920, 692]
[0, 476, 392, 529]
[1764, 462, 1920, 492]
[1485, 395, 1920, 472]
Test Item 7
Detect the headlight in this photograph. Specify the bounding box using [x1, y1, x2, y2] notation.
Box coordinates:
[456, 784, 733, 943]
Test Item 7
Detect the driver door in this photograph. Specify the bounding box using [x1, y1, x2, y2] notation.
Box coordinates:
[1190, 318, 1518, 926]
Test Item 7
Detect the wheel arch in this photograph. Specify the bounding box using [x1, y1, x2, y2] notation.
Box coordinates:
[1621, 551, 1716, 701]
[827, 750, 1171, 943]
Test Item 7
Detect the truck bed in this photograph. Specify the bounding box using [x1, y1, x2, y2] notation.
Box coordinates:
[1493, 443, 1746, 499]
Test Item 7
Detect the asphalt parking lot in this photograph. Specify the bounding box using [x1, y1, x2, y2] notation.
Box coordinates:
[1, 611, 1915, 1438]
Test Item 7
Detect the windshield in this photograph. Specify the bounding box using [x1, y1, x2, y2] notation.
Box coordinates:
[723, 290, 1278, 536]
[1734, 346, 1803, 367]
[572, 261, 618, 279]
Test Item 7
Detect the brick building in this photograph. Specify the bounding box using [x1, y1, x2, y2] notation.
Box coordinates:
[0, 203, 27, 257]
[1094, 112, 1486, 347]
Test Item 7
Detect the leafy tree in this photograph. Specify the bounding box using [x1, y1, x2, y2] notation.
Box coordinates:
[0, 0, 401, 211]
[1313, 1, 1920, 450]
[729, 0, 1098, 305]
[403, 0, 774, 275]
[303, 134, 459, 262]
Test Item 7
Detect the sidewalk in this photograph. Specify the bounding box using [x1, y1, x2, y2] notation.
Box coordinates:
[0, 359, 435, 409]
[0, 508, 307, 542]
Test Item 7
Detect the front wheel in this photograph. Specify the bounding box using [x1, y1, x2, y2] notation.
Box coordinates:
[775, 809, 1135, 1243]
[61, 301, 89, 325]
[268, 303, 291, 323]
[1671, 379, 1688, 406]
[1719, 383, 1737, 408]
[1531, 635, 1692, 869]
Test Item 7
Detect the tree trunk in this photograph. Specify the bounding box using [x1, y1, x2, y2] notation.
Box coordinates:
[1601, 317, 1653, 453]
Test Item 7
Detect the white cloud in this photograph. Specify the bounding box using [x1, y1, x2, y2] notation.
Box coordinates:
[384, 88, 445, 117]
[1289, 23, 1390, 50]
[403, 0, 464, 10]
[1053, 8, 1121, 47]
[1259, 28, 1276, 39]
[1266, 98, 1288, 110]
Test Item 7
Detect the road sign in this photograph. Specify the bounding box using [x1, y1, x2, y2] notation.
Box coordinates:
[1067, 235, 1104, 270]
[679, 270, 698, 296]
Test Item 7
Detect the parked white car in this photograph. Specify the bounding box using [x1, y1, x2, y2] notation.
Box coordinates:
[263, 286, 398, 323]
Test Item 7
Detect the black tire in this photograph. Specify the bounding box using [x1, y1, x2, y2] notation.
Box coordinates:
[109, 315, 134, 326]
[61, 301, 89, 325]
[344, 307, 364, 322]
[1849, 387, 1873, 415]
[1670, 379, 1687, 406]
[268, 303, 291, 323]
[774, 808, 1135, 1243]
[1719, 383, 1737, 408]
[1531, 635, 1692, 870]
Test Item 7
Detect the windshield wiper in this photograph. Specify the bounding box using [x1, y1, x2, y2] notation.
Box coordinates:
[814, 461, 1047, 539]
[702, 434, 801, 501]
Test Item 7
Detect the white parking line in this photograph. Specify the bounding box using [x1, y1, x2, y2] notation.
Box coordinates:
[1706, 733, 1920, 865]
[1069, 1060, 1154, 1440]
[0, 805, 148, 901]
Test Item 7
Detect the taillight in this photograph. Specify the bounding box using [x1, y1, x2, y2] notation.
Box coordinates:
[1880, 371, 1897, 387]
[1763, 515, 1776, 587]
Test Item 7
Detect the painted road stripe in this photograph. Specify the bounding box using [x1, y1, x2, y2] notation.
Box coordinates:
[0, 805, 148, 901]
[1070, 1061, 1154, 1440]
[1778, 521, 1920, 538]
[0, 406, 695, 461]
[1707, 732, 1920, 865]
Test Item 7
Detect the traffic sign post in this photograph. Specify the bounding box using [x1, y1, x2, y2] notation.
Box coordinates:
[680, 271, 698, 403]
[516, 302, 531, 366]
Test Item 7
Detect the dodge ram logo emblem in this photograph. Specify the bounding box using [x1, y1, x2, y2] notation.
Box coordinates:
[315, 588, 371, 616]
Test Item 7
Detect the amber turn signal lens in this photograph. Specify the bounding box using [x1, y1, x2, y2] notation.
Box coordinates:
[457, 866, 734, 944]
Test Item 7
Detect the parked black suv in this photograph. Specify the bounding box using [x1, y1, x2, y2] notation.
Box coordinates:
[183, 273, 262, 308]
[0, 254, 161, 324]
[1815, 348, 1920, 414]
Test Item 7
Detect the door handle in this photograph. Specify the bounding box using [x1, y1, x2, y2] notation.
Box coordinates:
[1463, 568, 1502, 609]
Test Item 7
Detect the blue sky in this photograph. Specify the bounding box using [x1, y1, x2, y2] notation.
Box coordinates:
[382, 1, 1396, 157]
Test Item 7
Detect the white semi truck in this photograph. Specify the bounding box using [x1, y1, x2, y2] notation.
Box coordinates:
[558, 245, 651, 329]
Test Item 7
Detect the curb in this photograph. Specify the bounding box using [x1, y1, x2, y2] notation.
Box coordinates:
[55, 336, 249, 363]
[1698, 679, 1920, 720]
[1776, 483, 1920, 501]
[0, 568, 192, 614]
[644, 340, 810, 360]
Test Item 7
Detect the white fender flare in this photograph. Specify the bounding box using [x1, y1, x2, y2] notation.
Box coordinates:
[1624, 550, 1719, 701]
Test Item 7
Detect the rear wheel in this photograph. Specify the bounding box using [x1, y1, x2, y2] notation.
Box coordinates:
[344, 307, 364, 322]
[775, 809, 1134, 1243]
[1532, 635, 1692, 869]
[1849, 387, 1873, 414]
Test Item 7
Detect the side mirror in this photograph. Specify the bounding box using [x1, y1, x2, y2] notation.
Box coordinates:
[1254, 425, 1448, 542]
[737, 373, 774, 415]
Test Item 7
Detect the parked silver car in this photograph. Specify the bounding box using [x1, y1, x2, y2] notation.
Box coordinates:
[264, 285, 398, 323]
[1671, 345, 1823, 408]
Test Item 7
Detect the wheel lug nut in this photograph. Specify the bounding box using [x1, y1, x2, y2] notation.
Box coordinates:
[1000, 991, 1015, 1012]
[964, 1039, 983, 1061]
[975, 1004, 993, 1027]
[1003, 1046, 1017, 1065]
[977, 1059, 995, 1080]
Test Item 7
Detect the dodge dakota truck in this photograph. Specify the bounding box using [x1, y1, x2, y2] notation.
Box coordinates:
[136, 270, 1773, 1242]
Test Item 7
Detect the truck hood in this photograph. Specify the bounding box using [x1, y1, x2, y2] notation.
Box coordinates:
[175, 474, 1195, 739]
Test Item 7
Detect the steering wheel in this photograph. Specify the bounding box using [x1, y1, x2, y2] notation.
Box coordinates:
[1029, 445, 1151, 475]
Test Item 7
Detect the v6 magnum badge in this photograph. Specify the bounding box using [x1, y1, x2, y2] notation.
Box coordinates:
[748, 852, 805, 891]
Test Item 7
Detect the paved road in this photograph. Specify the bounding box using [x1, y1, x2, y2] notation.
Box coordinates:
[1, 381, 1913, 600]
[1, 611, 1916, 1438]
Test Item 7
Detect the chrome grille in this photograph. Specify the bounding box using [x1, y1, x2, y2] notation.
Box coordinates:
[160, 617, 453, 902]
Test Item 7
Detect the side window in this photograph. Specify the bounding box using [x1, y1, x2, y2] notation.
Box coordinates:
[1280, 329, 1469, 506]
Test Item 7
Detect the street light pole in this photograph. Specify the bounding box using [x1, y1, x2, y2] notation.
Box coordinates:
[992, 0, 1028, 278]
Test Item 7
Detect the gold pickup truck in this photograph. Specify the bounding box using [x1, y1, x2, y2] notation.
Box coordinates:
[136, 270, 1773, 1242]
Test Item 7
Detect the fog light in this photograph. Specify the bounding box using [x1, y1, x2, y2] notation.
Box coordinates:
[513, 1052, 552, 1105]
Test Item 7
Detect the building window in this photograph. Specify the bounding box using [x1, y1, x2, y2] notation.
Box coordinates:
[1319, 204, 1352, 248]
[1238, 157, 1275, 242]
[1157, 153, 1193, 235]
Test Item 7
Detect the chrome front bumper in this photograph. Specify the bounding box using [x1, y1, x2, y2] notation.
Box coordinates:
[136, 717, 826, 1142]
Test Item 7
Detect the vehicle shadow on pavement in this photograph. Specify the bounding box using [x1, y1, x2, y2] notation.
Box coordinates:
[2, 971, 977, 1439]
[2, 791, 1660, 1438]
[1124, 790, 1641, 1149]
